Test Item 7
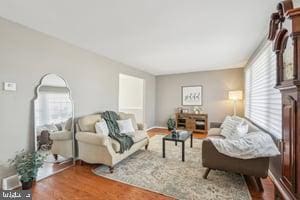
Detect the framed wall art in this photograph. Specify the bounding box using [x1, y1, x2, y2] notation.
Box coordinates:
[181, 85, 203, 106]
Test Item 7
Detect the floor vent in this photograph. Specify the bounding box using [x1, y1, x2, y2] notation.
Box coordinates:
[2, 175, 21, 190]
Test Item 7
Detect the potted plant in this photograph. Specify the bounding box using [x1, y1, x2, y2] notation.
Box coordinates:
[167, 117, 176, 131]
[9, 150, 45, 190]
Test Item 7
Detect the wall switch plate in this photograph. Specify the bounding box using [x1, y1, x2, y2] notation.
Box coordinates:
[3, 82, 17, 91]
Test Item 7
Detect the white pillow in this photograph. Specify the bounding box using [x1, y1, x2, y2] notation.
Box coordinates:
[117, 119, 135, 134]
[95, 120, 109, 136]
[221, 116, 232, 128]
[235, 120, 249, 137]
[220, 117, 241, 139]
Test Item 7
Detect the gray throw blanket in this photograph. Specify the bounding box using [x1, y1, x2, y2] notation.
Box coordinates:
[102, 111, 134, 153]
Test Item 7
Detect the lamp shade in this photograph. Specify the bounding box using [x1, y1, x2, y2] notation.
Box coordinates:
[228, 90, 243, 100]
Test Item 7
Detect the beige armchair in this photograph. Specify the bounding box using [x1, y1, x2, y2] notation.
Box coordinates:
[75, 113, 149, 172]
[50, 130, 73, 160]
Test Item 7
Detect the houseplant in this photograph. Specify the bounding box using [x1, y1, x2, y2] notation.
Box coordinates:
[167, 117, 176, 131]
[9, 150, 45, 189]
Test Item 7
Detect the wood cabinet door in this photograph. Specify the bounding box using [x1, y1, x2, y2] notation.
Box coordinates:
[281, 94, 296, 193]
[186, 118, 195, 131]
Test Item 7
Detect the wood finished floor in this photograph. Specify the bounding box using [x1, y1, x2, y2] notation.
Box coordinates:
[32, 128, 274, 200]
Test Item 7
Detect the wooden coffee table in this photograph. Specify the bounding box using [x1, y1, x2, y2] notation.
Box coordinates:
[162, 131, 193, 162]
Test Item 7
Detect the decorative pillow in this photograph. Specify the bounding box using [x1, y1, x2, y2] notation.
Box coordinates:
[78, 114, 101, 132]
[95, 120, 109, 136]
[119, 112, 138, 130]
[232, 120, 249, 139]
[64, 118, 73, 131]
[231, 115, 244, 123]
[117, 119, 135, 134]
[60, 122, 66, 131]
[220, 117, 241, 139]
[55, 123, 63, 131]
[220, 116, 232, 129]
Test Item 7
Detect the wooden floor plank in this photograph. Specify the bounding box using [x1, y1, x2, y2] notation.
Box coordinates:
[31, 128, 274, 200]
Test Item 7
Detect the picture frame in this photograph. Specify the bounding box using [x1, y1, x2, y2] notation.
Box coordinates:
[181, 85, 203, 106]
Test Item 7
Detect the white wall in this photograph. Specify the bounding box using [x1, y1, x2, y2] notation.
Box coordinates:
[0, 17, 156, 186]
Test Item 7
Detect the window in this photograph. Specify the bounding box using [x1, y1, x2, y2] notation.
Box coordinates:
[36, 92, 72, 126]
[245, 41, 282, 139]
[119, 74, 145, 123]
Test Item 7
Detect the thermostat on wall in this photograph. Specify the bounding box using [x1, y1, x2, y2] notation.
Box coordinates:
[3, 82, 17, 91]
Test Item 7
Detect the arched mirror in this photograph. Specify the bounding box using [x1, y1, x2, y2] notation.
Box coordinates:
[34, 74, 75, 180]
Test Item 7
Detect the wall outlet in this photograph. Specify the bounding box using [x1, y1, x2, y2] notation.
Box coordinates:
[3, 82, 17, 91]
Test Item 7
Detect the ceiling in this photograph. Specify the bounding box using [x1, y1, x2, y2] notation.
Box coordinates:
[0, 0, 278, 75]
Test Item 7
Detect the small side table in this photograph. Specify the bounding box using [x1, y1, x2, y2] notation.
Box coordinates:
[162, 131, 193, 162]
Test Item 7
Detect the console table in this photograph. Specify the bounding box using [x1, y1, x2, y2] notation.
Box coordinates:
[175, 113, 208, 134]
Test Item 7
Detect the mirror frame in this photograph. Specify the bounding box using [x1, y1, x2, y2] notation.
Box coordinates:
[33, 73, 75, 180]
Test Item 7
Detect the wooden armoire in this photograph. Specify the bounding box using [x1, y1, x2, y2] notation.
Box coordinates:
[268, 1, 300, 199]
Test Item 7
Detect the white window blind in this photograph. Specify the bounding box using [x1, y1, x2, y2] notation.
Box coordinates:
[245, 41, 282, 139]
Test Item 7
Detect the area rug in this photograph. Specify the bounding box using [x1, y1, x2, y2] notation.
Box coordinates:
[92, 135, 251, 200]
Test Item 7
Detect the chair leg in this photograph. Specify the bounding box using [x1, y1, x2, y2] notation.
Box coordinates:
[254, 177, 264, 192]
[145, 144, 149, 150]
[203, 168, 211, 179]
[109, 166, 114, 173]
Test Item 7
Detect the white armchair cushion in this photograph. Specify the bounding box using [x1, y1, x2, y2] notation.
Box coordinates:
[95, 120, 109, 136]
[117, 119, 135, 134]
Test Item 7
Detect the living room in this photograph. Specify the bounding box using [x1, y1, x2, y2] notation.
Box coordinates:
[0, 0, 299, 200]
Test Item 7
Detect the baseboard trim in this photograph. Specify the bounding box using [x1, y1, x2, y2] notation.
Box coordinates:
[268, 170, 296, 200]
[146, 126, 167, 131]
[2, 174, 21, 190]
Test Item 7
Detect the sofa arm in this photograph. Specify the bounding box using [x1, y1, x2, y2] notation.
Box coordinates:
[210, 122, 222, 128]
[137, 123, 147, 131]
[50, 131, 72, 141]
[76, 132, 109, 146]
